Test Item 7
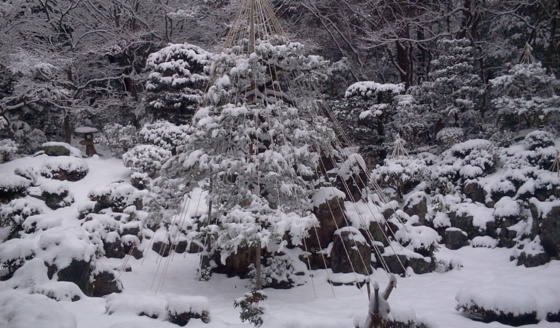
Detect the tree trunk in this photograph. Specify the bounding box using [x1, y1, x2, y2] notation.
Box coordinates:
[255, 243, 262, 290]
[64, 114, 72, 144]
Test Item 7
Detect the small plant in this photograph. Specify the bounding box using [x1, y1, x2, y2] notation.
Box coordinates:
[233, 290, 267, 327]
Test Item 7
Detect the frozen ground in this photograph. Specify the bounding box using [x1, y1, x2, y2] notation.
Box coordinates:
[1, 152, 559, 328]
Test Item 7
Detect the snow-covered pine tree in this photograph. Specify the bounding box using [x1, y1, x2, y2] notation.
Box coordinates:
[408, 38, 485, 145]
[143, 44, 213, 125]
[163, 35, 340, 286]
[489, 45, 560, 131]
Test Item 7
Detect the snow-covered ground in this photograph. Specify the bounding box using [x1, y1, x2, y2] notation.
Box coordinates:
[1, 152, 559, 328]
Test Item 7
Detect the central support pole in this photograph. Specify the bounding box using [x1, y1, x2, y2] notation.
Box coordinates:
[249, 0, 256, 53]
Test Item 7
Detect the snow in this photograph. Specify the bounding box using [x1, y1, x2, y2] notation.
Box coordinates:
[471, 236, 498, 248]
[493, 196, 520, 218]
[75, 126, 99, 134]
[1, 151, 560, 328]
[0, 290, 77, 328]
[345, 81, 405, 98]
[312, 187, 346, 207]
[166, 295, 209, 315]
[456, 283, 560, 320]
[42, 142, 82, 157]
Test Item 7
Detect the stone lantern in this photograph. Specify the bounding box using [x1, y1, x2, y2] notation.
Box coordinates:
[75, 126, 99, 157]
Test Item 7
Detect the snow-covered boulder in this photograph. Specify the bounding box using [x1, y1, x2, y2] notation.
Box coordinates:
[42, 141, 82, 157]
[309, 187, 346, 249]
[331, 227, 371, 275]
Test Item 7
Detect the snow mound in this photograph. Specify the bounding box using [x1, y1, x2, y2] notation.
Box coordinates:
[0, 290, 77, 328]
[106, 293, 167, 319]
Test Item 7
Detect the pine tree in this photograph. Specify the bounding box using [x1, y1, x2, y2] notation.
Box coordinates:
[163, 35, 341, 284]
[489, 46, 560, 130]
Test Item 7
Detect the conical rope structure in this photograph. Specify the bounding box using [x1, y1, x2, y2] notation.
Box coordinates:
[148, 0, 409, 294]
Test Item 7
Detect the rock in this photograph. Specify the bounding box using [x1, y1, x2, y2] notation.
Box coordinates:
[299, 249, 330, 270]
[514, 251, 551, 267]
[408, 257, 435, 274]
[104, 239, 126, 259]
[445, 228, 468, 250]
[55, 259, 91, 294]
[330, 227, 371, 275]
[152, 241, 172, 257]
[539, 205, 560, 257]
[212, 246, 257, 278]
[306, 195, 346, 249]
[43, 189, 73, 210]
[403, 192, 428, 223]
[463, 181, 486, 204]
[499, 227, 517, 248]
[368, 223, 390, 247]
[87, 270, 123, 297]
[449, 210, 475, 238]
[381, 254, 408, 275]
[42, 144, 71, 156]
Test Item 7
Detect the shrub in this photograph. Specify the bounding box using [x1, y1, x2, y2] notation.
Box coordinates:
[122, 144, 172, 177]
[0, 139, 18, 163]
[234, 290, 267, 327]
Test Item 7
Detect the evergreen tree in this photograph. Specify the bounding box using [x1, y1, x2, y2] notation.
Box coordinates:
[162, 36, 341, 282]
[143, 44, 213, 125]
[406, 38, 485, 146]
[489, 52, 560, 131]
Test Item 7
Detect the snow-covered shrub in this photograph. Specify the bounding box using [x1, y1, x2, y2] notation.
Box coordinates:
[40, 181, 74, 209]
[0, 174, 31, 202]
[373, 157, 430, 199]
[40, 156, 89, 181]
[166, 295, 210, 325]
[37, 226, 99, 271]
[456, 283, 560, 325]
[0, 291, 78, 328]
[0, 138, 18, 163]
[435, 139, 497, 185]
[436, 127, 464, 150]
[248, 255, 300, 289]
[130, 171, 150, 190]
[88, 182, 148, 213]
[0, 198, 44, 240]
[33, 281, 85, 302]
[22, 214, 63, 233]
[234, 290, 267, 327]
[138, 121, 190, 154]
[493, 197, 521, 222]
[0, 238, 36, 278]
[99, 123, 139, 157]
[10, 121, 47, 154]
[123, 144, 172, 177]
[523, 130, 555, 151]
[105, 293, 167, 318]
[392, 212, 441, 257]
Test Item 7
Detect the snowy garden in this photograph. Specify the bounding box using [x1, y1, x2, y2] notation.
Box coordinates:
[1, 0, 560, 328]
